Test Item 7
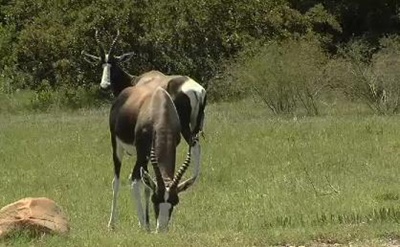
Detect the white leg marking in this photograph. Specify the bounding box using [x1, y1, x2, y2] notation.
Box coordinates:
[108, 140, 124, 229]
[144, 186, 151, 231]
[108, 176, 120, 229]
[131, 179, 147, 228]
[192, 142, 201, 180]
[157, 191, 172, 232]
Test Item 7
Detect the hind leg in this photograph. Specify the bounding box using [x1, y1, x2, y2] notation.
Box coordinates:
[182, 124, 202, 181]
[130, 138, 151, 230]
[191, 137, 201, 180]
[108, 137, 124, 229]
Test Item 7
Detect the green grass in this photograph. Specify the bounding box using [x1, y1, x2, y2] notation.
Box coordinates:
[1, 100, 400, 246]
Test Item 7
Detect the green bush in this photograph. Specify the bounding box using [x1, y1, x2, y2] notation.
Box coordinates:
[0, 0, 339, 94]
[370, 36, 400, 114]
[29, 82, 58, 111]
[328, 36, 400, 115]
[220, 37, 329, 115]
[289, 0, 400, 44]
[29, 85, 105, 112]
[58, 84, 106, 110]
[0, 71, 33, 113]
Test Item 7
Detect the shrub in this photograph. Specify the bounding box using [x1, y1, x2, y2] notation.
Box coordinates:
[0, 0, 340, 94]
[370, 36, 400, 114]
[29, 82, 58, 111]
[28, 83, 106, 112]
[330, 36, 400, 115]
[222, 37, 329, 115]
[58, 84, 106, 110]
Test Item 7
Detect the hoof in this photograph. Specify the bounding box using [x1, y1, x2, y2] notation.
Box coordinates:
[108, 223, 116, 231]
[138, 222, 150, 232]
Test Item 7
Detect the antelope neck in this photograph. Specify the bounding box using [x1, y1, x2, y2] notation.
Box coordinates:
[110, 65, 135, 96]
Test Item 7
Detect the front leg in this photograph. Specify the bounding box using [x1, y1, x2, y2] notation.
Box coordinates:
[130, 138, 151, 231]
[144, 185, 151, 231]
[191, 136, 201, 180]
[182, 127, 202, 182]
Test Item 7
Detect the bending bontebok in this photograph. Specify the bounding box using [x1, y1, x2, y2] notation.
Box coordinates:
[108, 84, 197, 232]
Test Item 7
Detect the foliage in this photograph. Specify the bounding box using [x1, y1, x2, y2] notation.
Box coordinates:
[221, 38, 329, 115]
[28, 84, 106, 111]
[327, 36, 400, 115]
[0, 0, 398, 107]
[0, 0, 339, 95]
[289, 0, 400, 44]
[0, 84, 106, 114]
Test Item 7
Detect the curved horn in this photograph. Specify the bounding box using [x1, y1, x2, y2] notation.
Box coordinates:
[94, 29, 105, 59]
[108, 29, 120, 56]
[170, 148, 191, 190]
[150, 141, 165, 192]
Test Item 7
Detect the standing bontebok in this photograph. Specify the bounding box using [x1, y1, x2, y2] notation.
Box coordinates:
[82, 30, 207, 231]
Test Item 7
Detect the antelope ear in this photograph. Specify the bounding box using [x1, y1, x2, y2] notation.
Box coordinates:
[177, 177, 196, 193]
[141, 167, 156, 191]
[116, 52, 135, 63]
[81, 50, 101, 64]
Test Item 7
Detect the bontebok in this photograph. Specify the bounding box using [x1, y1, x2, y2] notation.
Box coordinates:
[106, 84, 197, 232]
[82, 30, 207, 181]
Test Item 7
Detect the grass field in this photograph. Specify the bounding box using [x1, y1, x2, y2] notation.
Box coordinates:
[1, 100, 400, 246]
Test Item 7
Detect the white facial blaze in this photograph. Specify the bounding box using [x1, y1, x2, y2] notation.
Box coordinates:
[100, 63, 112, 89]
[157, 191, 172, 232]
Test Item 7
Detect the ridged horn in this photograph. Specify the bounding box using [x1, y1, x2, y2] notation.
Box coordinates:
[170, 148, 191, 189]
[108, 29, 120, 56]
[150, 139, 165, 191]
[94, 29, 105, 59]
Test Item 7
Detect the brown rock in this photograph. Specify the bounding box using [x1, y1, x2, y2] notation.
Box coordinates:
[0, 197, 69, 238]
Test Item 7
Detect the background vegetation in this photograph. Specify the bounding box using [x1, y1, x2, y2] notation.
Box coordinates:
[0, 0, 399, 114]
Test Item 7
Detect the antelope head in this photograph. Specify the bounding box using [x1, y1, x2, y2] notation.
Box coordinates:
[81, 30, 135, 90]
[141, 145, 196, 232]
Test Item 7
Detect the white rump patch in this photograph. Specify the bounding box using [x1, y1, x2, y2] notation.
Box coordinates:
[100, 63, 112, 89]
[180, 79, 206, 132]
[116, 137, 135, 157]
